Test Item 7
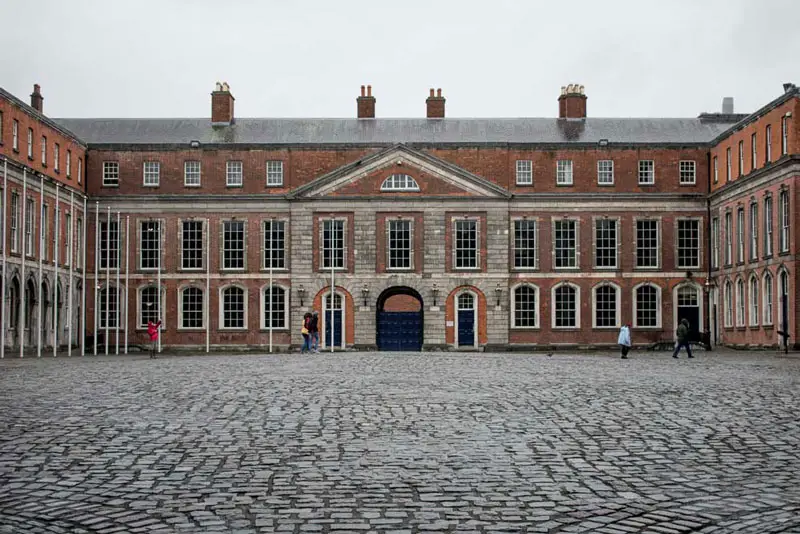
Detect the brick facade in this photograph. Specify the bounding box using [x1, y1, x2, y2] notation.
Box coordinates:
[1, 81, 798, 353]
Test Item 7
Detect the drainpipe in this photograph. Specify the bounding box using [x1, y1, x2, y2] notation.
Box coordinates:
[705, 151, 713, 351]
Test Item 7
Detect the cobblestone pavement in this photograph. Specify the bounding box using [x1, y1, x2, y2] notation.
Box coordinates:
[1, 351, 799, 534]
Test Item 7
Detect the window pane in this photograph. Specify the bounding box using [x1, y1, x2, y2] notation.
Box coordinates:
[388, 220, 411, 269]
[223, 287, 245, 328]
[454, 220, 478, 269]
[182, 287, 204, 328]
[595, 220, 617, 268]
[514, 220, 537, 269]
[184, 161, 201, 186]
[555, 285, 576, 327]
[554, 220, 576, 268]
[595, 285, 617, 327]
[100, 220, 120, 269]
[140, 286, 160, 327]
[263, 220, 286, 269]
[182, 220, 203, 269]
[140, 221, 161, 269]
[223, 221, 245, 269]
[636, 286, 658, 327]
[322, 219, 345, 269]
[263, 286, 286, 328]
[514, 286, 537, 327]
[677, 220, 700, 268]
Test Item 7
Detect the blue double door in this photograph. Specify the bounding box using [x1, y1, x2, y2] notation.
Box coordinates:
[377, 311, 423, 351]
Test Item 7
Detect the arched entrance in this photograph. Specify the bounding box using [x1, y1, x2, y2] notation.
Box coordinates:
[675, 283, 702, 342]
[456, 290, 477, 348]
[376, 287, 423, 351]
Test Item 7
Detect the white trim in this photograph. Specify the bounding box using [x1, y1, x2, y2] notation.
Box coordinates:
[178, 284, 205, 330]
[551, 282, 580, 329]
[259, 283, 289, 330]
[380, 174, 419, 192]
[184, 160, 201, 187]
[266, 160, 284, 187]
[510, 217, 539, 271]
[552, 218, 579, 270]
[515, 160, 533, 186]
[638, 160, 655, 185]
[143, 161, 160, 187]
[591, 281, 621, 329]
[593, 217, 619, 269]
[597, 159, 614, 185]
[556, 160, 573, 186]
[723, 279, 733, 328]
[218, 283, 248, 330]
[226, 160, 243, 187]
[632, 282, 662, 329]
[510, 283, 539, 329]
[322, 290, 345, 349]
[679, 160, 696, 185]
[734, 277, 745, 327]
[455, 289, 478, 348]
[675, 217, 702, 270]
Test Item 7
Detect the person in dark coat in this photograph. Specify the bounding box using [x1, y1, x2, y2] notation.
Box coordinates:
[672, 318, 694, 359]
[301, 313, 312, 353]
[309, 311, 320, 353]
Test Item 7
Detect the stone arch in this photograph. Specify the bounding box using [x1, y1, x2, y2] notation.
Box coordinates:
[444, 285, 487, 347]
[673, 280, 704, 340]
[375, 286, 424, 351]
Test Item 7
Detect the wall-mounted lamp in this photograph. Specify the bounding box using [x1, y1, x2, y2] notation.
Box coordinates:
[495, 282, 503, 307]
[431, 283, 439, 307]
[297, 284, 305, 307]
[361, 285, 370, 307]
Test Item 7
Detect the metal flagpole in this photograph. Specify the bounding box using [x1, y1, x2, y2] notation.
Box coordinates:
[37, 175, 43, 357]
[157, 220, 161, 354]
[330, 253, 334, 354]
[124, 215, 129, 354]
[1, 160, 7, 359]
[115, 211, 120, 354]
[81, 197, 87, 356]
[53, 184, 60, 357]
[93, 201, 98, 356]
[20, 168, 27, 358]
[68, 190, 74, 357]
[205, 218, 210, 354]
[104, 205, 109, 355]
[269, 220, 273, 354]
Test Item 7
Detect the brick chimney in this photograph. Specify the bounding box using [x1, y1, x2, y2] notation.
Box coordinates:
[426, 88, 445, 118]
[30, 84, 43, 113]
[211, 82, 235, 125]
[357, 85, 376, 119]
[558, 84, 587, 119]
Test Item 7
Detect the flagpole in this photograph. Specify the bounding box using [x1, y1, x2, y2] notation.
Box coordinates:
[124, 215, 129, 354]
[157, 220, 161, 354]
[269, 220, 273, 354]
[330, 254, 334, 354]
[115, 211, 120, 355]
[81, 196, 87, 356]
[1, 160, 7, 359]
[68, 190, 74, 357]
[205, 218, 210, 354]
[37, 174, 43, 357]
[53, 183, 60, 357]
[20, 168, 27, 358]
[93, 201, 98, 356]
[104, 205, 110, 356]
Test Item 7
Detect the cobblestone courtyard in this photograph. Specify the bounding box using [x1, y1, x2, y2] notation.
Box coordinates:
[1, 351, 799, 534]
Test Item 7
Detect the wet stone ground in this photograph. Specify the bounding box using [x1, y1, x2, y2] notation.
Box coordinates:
[1, 350, 799, 533]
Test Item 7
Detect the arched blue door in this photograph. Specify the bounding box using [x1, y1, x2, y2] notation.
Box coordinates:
[376, 287, 423, 351]
[457, 292, 475, 347]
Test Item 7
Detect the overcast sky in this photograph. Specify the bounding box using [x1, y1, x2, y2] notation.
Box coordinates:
[1, 0, 798, 119]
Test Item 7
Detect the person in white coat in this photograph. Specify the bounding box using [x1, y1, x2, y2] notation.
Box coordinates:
[618, 324, 632, 359]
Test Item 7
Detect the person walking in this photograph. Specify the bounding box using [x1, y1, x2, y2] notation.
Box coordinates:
[309, 310, 320, 353]
[300, 312, 312, 353]
[147, 319, 162, 359]
[618, 323, 632, 359]
[672, 318, 695, 359]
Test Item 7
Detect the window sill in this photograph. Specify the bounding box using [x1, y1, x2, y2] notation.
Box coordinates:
[452, 268, 481, 272]
[678, 266, 701, 271]
[261, 267, 288, 273]
[597, 183, 615, 187]
[748, 325, 760, 330]
[102, 184, 119, 188]
[552, 327, 581, 331]
[515, 182, 533, 187]
[27, 156, 34, 161]
[553, 266, 579, 271]
[219, 327, 248, 332]
[265, 183, 284, 188]
[12, 148, 19, 155]
[594, 266, 619, 271]
[386, 267, 414, 272]
[143, 184, 160, 188]
[779, 251, 791, 257]
[512, 267, 540, 272]
[633, 326, 662, 330]
[763, 324, 775, 330]
[556, 183, 574, 187]
[177, 327, 206, 332]
[41, 163, 47, 168]
[511, 326, 540, 331]
[638, 182, 655, 187]
[226, 184, 243, 188]
[592, 326, 620, 331]
[184, 184, 202, 188]
[259, 328, 289, 333]
[179, 267, 205, 273]
[221, 269, 246, 273]
[679, 182, 696, 186]
[763, 255, 773, 261]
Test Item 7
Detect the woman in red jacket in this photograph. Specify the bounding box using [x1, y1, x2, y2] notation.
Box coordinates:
[147, 320, 162, 359]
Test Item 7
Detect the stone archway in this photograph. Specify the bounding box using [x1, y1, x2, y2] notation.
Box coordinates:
[375, 286, 424, 351]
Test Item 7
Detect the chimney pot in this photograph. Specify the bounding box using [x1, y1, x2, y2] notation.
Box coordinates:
[361, 85, 366, 97]
[367, 85, 372, 97]
[722, 97, 734, 114]
[430, 88, 435, 97]
[437, 88, 442, 97]
[30, 83, 43, 113]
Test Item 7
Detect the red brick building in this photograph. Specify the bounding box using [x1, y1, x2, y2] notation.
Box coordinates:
[1, 81, 797, 353]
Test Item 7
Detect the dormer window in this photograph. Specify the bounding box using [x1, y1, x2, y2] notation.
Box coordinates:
[381, 174, 420, 192]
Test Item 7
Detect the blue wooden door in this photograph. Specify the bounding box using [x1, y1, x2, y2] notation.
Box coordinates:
[325, 294, 343, 348]
[377, 311, 422, 351]
[457, 293, 475, 347]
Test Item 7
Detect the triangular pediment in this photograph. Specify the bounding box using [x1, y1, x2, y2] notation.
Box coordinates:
[288, 144, 510, 199]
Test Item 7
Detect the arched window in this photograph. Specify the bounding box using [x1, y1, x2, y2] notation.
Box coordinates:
[763, 272, 773, 326]
[735, 278, 745, 327]
[380, 174, 420, 192]
[512, 284, 538, 328]
[724, 281, 733, 327]
[593, 283, 619, 328]
[634, 284, 660, 328]
[748, 276, 759, 327]
[99, 285, 120, 329]
[553, 283, 579, 329]
[262, 285, 287, 329]
[9, 278, 20, 329]
[138, 285, 163, 328]
[180, 286, 204, 329]
[221, 286, 246, 329]
[779, 269, 789, 328]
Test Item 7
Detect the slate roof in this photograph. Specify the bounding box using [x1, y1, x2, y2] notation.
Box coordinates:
[51, 117, 739, 146]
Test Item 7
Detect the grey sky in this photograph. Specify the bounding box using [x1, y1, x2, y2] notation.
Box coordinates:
[1, 0, 798, 119]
